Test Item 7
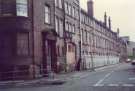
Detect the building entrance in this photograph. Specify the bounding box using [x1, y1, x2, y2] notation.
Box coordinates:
[42, 31, 57, 76]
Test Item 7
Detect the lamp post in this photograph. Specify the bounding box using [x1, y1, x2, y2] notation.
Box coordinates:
[90, 52, 94, 71]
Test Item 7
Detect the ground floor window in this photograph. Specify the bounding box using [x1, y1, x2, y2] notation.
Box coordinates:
[17, 32, 29, 56]
[0, 34, 13, 57]
[68, 44, 75, 52]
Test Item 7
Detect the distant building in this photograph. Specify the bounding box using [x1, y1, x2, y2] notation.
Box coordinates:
[120, 36, 135, 59]
[121, 36, 130, 43]
[118, 37, 127, 62]
[127, 41, 135, 58]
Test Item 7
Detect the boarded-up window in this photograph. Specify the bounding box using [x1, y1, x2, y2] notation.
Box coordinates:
[1, 0, 16, 16]
[0, 34, 13, 57]
[17, 33, 29, 56]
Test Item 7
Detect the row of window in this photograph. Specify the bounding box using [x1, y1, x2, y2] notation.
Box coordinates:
[81, 13, 93, 26]
[0, 0, 28, 17]
[0, 32, 29, 57]
[81, 12, 117, 40]
[0, 32, 77, 57]
[55, 17, 64, 37]
[55, 0, 63, 9]
[65, 21, 75, 33]
[82, 29, 118, 51]
[82, 30, 93, 45]
[82, 51, 119, 56]
[64, 2, 79, 19]
[0, 0, 51, 25]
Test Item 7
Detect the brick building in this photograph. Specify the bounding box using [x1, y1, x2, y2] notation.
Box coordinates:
[0, 0, 127, 80]
[0, 0, 58, 80]
[80, 0, 124, 69]
[64, 0, 80, 71]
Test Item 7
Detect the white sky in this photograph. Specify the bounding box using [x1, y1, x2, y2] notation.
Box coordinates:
[80, 0, 135, 41]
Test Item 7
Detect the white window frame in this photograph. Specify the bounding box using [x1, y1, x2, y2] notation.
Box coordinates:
[16, 0, 28, 17]
[44, 5, 51, 24]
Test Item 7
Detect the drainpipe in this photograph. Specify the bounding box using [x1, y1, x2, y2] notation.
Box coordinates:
[63, 0, 67, 72]
[90, 52, 94, 71]
[79, 3, 82, 71]
[91, 32, 94, 71]
[31, 0, 35, 79]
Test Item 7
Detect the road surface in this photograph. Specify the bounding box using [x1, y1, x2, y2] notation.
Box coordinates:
[1, 63, 135, 91]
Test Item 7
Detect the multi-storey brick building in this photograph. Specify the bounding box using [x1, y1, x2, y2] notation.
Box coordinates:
[64, 0, 80, 71]
[0, 0, 127, 80]
[118, 37, 127, 62]
[0, 0, 81, 80]
[55, 0, 65, 73]
[0, 0, 58, 80]
[80, 0, 122, 69]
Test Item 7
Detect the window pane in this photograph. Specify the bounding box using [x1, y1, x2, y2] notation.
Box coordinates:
[55, 17, 59, 33]
[59, 19, 63, 37]
[59, 0, 62, 8]
[65, 22, 68, 31]
[1, 0, 15, 16]
[16, 0, 28, 17]
[72, 7, 75, 17]
[55, 0, 58, 7]
[68, 5, 71, 15]
[64, 2, 68, 14]
[45, 5, 50, 24]
[17, 33, 29, 55]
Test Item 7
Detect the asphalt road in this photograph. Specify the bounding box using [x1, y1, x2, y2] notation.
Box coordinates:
[1, 63, 135, 91]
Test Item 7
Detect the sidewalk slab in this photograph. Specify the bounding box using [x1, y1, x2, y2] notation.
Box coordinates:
[0, 63, 123, 88]
[0, 78, 66, 89]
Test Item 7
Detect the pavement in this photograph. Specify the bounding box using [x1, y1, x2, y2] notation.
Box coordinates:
[0, 63, 120, 88]
[0, 76, 66, 88]
[1, 63, 135, 91]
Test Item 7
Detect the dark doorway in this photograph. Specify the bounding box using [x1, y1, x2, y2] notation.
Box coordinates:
[42, 33, 57, 76]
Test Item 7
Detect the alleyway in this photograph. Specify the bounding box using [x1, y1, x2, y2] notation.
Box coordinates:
[1, 63, 135, 91]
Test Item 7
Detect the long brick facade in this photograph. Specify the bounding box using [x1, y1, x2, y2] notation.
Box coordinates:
[0, 0, 127, 80]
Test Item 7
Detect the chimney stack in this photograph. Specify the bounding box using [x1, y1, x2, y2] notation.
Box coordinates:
[104, 12, 107, 26]
[108, 16, 111, 30]
[87, 0, 94, 17]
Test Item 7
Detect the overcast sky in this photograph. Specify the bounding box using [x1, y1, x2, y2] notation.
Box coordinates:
[80, 0, 135, 41]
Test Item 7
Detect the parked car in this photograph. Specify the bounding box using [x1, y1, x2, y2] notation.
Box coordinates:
[126, 58, 131, 63]
[131, 60, 135, 65]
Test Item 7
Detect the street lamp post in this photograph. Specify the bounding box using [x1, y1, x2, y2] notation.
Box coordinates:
[90, 52, 94, 71]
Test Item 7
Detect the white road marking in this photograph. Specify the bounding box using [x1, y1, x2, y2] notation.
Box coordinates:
[108, 84, 119, 86]
[122, 84, 135, 87]
[93, 84, 104, 87]
[93, 84, 135, 87]
[94, 71, 114, 86]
